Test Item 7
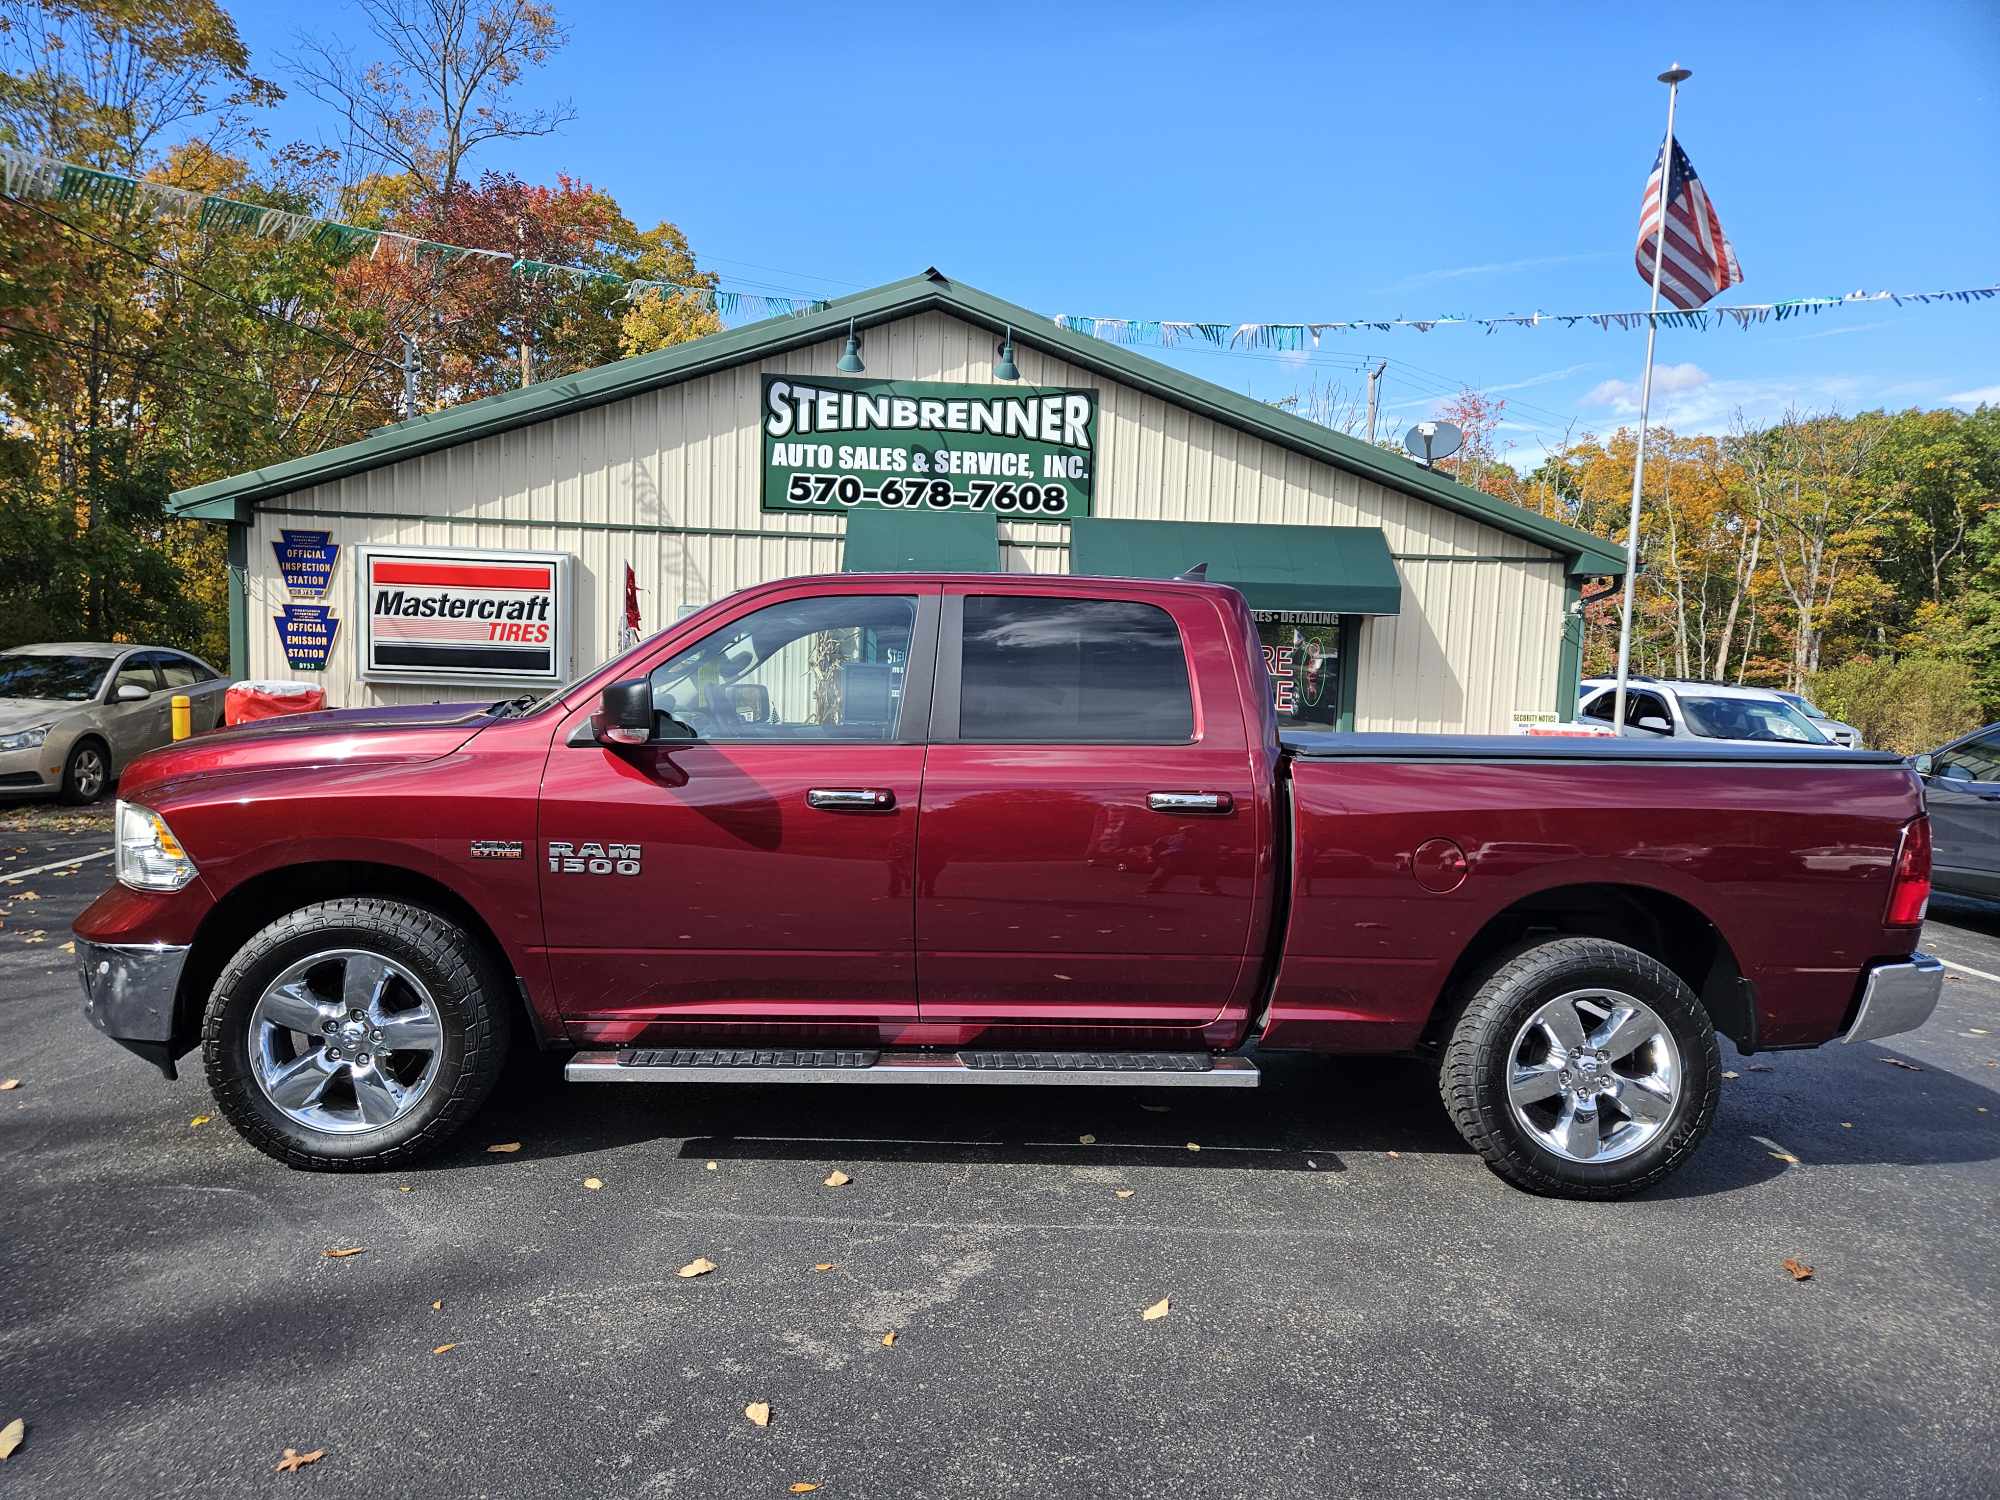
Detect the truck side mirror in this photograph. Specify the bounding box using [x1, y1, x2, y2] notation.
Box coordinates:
[594, 679, 654, 747]
[1912, 752, 1934, 776]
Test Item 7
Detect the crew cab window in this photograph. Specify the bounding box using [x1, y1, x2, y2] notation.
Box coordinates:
[646, 594, 914, 742]
[958, 595, 1193, 743]
[1936, 729, 2000, 782]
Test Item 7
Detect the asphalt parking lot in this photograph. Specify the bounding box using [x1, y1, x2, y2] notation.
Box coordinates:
[2, 801, 1997, 1499]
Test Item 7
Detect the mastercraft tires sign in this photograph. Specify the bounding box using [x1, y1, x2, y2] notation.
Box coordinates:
[762, 374, 1098, 517]
[357, 545, 573, 685]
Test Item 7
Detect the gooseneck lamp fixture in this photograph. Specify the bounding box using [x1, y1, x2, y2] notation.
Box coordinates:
[836, 319, 865, 374]
[993, 326, 1020, 381]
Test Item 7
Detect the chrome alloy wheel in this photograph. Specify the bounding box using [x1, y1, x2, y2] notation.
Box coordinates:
[1506, 988, 1682, 1164]
[71, 745, 105, 800]
[247, 949, 444, 1134]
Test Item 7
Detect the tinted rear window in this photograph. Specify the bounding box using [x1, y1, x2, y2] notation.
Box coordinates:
[959, 596, 1194, 742]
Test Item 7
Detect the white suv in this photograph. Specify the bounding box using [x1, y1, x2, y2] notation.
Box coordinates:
[1577, 678, 1834, 747]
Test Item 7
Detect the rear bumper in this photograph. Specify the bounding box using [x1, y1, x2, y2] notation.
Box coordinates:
[77, 937, 190, 1079]
[1842, 952, 1944, 1045]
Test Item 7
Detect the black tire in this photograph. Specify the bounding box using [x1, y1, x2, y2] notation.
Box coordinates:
[1439, 936, 1720, 1199]
[201, 898, 510, 1170]
[59, 737, 110, 804]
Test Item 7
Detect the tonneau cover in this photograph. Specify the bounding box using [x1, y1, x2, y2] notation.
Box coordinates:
[1280, 731, 1906, 768]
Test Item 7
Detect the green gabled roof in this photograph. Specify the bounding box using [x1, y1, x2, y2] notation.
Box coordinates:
[170, 268, 1625, 576]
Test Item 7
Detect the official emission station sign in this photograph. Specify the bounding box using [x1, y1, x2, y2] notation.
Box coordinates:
[356, 545, 573, 685]
[762, 375, 1098, 518]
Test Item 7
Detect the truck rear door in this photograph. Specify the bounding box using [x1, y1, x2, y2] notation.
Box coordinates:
[915, 584, 1266, 1030]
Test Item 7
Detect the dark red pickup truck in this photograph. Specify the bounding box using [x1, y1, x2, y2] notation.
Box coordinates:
[76, 572, 1942, 1197]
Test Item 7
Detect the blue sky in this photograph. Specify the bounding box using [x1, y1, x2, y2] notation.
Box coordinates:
[229, 0, 2000, 467]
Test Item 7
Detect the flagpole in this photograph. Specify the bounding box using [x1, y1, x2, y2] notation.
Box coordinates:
[1611, 63, 1692, 732]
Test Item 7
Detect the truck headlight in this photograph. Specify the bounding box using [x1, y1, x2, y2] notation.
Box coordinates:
[116, 801, 197, 892]
[0, 723, 52, 751]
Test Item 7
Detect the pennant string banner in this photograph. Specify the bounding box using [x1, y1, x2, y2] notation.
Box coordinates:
[6, 149, 1994, 341]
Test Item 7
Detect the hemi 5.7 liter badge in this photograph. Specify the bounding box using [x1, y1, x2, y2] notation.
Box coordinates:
[548, 841, 641, 875]
[469, 840, 524, 860]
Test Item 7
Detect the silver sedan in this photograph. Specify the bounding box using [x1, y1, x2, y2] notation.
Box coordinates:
[0, 643, 229, 803]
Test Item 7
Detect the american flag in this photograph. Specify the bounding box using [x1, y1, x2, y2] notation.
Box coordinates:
[1635, 138, 1743, 310]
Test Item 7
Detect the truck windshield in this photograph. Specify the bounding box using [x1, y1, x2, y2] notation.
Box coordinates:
[0, 653, 109, 701]
[1678, 696, 1828, 744]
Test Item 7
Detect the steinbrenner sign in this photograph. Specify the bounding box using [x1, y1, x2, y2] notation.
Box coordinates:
[357, 545, 573, 685]
[762, 374, 1098, 518]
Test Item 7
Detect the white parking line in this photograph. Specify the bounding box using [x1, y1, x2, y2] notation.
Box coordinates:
[0, 848, 111, 884]
[1936, 956, 2000, 986]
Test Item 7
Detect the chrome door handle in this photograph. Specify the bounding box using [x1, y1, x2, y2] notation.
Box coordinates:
[806, 787, 897, 812]
[1148, 791, 1233, 815]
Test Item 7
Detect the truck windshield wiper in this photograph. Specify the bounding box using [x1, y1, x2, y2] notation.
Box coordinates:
[487, 694, 539, 718]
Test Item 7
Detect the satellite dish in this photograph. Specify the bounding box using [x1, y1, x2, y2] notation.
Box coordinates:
[1403, 420, 1464, 466]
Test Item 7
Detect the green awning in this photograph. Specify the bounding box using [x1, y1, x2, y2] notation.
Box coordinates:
[1068, 518, 1400, 616]
[841, 508, 1001, 573]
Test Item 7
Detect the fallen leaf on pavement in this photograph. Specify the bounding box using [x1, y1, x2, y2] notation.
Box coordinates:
[0, 1418, 22, 1460]
[1840, 1122, 1853, 1129]
[13, 890, 37, 900]
[812, 1263, 836, 1272]
[1880, 1058, 1922, 1071]
[1114, 1189, 1134, 1199]
[274, 1448, 326, 1473]
[1970, 1028, 1990, 1036]
[1078, 1134, 1096, 1145]
[1782, 1258, 1814, 1281]
[1768, 1150, 1800, 1165]
[791, 1486, 821, 1494]
[398, 1185, 413, 1193]
[745, 1401, 770, 1427]
[583, 1177, 603, 1190]
[881, 1331, 897, 1347]
[1184, 1142, 1200, 1153]
[678, 1256, 717, 1278]
[190, 1115, 211, 1128]
[59, 940, 74, 953]
[486, 1141, 522, 1153]
[1721, 1070, 1740, 1080]
[322, 1247, 366, 1259]
[0, 1079, 18, 1091]
[1385, 1150, 1401, 1159]
[432, 1344, 456, 1355]
[823, 1170, 851, 1187]
[431, 1300, 443, 1310]
[1142, 1297, 1171, 1321]
[705, 1161, 717, 1171]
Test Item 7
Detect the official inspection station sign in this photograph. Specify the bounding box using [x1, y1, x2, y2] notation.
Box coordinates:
[762, 375, 1098, 517]
[272, 529, 339, 598]
[355, 545, 573, 685]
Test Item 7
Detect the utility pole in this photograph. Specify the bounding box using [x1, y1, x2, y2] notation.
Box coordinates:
[400, 334, 420, 420]
[1365, 359, 1387, 444]
[518, 220, 532, 388]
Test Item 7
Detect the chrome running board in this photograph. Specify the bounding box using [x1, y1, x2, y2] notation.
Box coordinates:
[564, 1048, 1260, 1088]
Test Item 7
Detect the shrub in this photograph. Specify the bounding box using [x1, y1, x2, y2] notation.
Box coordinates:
[1808, 656, 1982, 754]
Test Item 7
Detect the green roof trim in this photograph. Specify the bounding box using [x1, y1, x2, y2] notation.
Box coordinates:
[840, 507, 1001, 573]
[1069, 518, 1401, 616]
[170, 268, 1625, 576]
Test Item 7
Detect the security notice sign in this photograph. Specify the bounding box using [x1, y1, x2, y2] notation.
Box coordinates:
[762, 374, 1098, 518]
[357, 545, 572, 685]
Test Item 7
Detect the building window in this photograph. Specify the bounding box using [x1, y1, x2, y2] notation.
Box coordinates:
[1255, 613, 1350, 729]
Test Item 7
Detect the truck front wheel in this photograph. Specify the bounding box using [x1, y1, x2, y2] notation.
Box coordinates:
[1439, 937, 1720, 1199]
[201, 898, 511, 1170]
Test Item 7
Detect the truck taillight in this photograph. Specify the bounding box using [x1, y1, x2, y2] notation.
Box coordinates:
[1885, 816, 1932, 927]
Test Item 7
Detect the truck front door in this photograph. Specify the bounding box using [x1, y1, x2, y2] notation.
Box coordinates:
[540, 585, 938, 1043]
[915, 586, 1265, 1033]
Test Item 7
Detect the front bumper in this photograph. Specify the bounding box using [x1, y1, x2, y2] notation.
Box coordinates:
[0, 742, 61, 794]
[78, 936, 191, 1078]
[1842, 952, 1944, 1045]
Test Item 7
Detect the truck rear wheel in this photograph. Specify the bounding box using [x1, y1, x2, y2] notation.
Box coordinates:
[201, 898, 510, 1171]
[1439, 937, 1720, 1199]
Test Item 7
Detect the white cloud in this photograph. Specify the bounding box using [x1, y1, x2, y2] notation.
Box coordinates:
[1385, 252, 1608, 291]
[1946, 384, 2000, 409]
[1582, 362, 1711, 413]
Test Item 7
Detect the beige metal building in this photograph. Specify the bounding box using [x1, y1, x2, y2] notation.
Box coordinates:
[172, 270, 1623, 732]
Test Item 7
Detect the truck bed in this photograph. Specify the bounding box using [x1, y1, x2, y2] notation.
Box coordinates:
[1280, 731, 1907, 767]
